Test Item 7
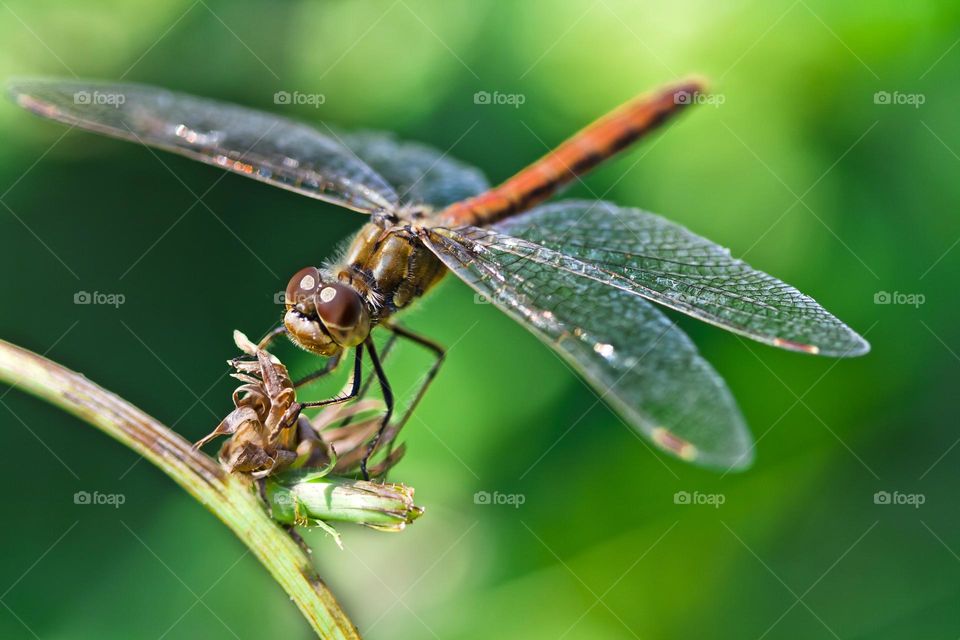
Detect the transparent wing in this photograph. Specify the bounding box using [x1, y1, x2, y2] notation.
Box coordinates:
[8, 78, 399, 213]
[338, 130, 489, 210]
[423, 227, 753, 470]
[491, 200, 870, 357]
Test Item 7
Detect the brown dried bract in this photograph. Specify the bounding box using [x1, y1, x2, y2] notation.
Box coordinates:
[195, 331, 403, 478]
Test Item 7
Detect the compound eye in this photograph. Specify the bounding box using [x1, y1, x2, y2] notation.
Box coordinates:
[314, 282, 364, 331]
[285, 266, 321, 307]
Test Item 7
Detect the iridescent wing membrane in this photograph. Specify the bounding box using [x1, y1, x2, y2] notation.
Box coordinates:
[424, 225, 753, 469]
[491, 201, 869, 357]
[7, 79, 488, 213]
[338, 130, 488, 210]
[424, 200, 869, 468]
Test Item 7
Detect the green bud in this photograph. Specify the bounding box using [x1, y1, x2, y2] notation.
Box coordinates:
[266, 470, 424, 533]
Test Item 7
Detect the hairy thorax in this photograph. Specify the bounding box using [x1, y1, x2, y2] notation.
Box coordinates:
[333, 222, 447, 323]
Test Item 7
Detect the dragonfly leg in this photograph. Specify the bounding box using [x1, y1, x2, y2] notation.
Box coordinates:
[258, 325, 287, 350]
[381, 322, 445, 446]
[356, 332, 398, 397]
[293, 351, 343, 388]
[360, 338, 393, 480]
[297, 344, 364, 410]
[359, 323, 445, 478]
[326, 332, 399, 435]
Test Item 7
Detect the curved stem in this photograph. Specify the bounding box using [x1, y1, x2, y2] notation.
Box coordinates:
[0, 338, 361, 640]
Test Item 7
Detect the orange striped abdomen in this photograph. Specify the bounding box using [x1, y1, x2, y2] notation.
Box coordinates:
[437, 78, 706, 228]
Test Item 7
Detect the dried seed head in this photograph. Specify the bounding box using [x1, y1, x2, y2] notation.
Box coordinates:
[195, 330, 406, 479]
[192, 330, 423, 541]
[193, 331, 301, 477]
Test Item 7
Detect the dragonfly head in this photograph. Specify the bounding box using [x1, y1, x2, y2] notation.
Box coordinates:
[283, 266, 370, 356]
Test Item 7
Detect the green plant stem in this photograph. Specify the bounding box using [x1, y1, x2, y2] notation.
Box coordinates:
[0, 338, 361, 640]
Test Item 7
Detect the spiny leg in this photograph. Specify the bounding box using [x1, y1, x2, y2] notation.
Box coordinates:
[294, 351, 343, 388]
[330, 332, 398, 431]
[356, 333, 398, 398]
[380, 322, 445, 451]
[360, 338, 393, 480]
[354, 324, 445, 477]
[258, 324, 287, 350]
[298, 344, 364, 410]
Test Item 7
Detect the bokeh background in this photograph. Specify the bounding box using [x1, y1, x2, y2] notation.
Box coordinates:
[1, 1, 957, 638]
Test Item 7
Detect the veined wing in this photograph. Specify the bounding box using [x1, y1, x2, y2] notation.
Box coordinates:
[338, 130, 489, 210]
[422, 227, 753, 470]
[7, 79, 398, 213]
[490, 200, 870, 357]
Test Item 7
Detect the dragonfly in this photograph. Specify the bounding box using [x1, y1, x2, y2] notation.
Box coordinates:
[8, 77, 869, 474]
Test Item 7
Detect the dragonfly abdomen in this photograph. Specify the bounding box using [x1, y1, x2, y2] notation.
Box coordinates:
[437, 78, 705, 228]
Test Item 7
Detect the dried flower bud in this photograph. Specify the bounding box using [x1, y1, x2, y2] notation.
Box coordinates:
[192, 330, 424, 542]
[194, 331, 301, 477]
[195, 330, 406, 478]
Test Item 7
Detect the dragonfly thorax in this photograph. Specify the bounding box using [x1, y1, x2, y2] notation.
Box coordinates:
[336, 222, 448, 318]
[283, 266, 371, 356]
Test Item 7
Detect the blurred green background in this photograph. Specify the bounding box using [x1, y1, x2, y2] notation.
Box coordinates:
[1, 1, 957, 638]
